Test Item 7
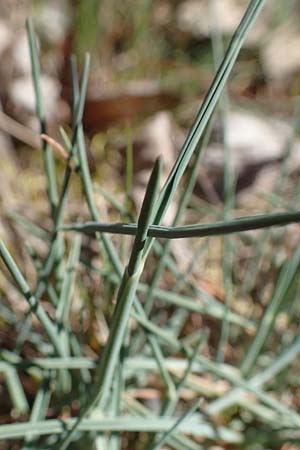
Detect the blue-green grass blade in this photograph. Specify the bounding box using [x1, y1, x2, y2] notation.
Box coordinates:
[53, 53, 90, 228]
[30, 54, 90, 320]
[21, 372, 52, 449]
[108, 361, 124, 450]
[241, 247, 300, 376]
[146, 400, 201, 450]
[140, 117, 213, 324]
[241, 115, 299, 295]
[147, 337, 176, 402]
[207, 335, 300, 416]
[61, 208, 300, 239]
[0, 355, 201, 372]
[146, 334, 207, 448]
[0, 416, 242, 442]
[8, 211, 49, 241]
[95, 158, 162, 407]
[76, 125, 123, 275]
[55, 159, 162, 450]
[150, 0, 265, 229]
[0, 240, 65, 356]
[210, 0, 236, 365]
[80, 256, 254, 328]
[56, 234, 81, 324]
[26, 18, 58, 216]
[125, 125, 133, 206]
[4, 367, 29, 414]
[73, 54, 90, 136]
[70, 55, 80, 125]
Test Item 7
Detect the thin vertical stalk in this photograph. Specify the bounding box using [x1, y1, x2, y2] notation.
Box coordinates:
[209, 0, 236, 364]
[125, 124, 133, 207]
[21, 372, 52, 450]
[56, 159, 162, 450]
[26, 18, 58, 217]
[31, 54, 90, 307]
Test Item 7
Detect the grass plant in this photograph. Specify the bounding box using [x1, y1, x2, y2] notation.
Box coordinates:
[3, 1, 300, 449]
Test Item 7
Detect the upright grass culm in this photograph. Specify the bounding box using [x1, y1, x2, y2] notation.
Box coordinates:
[56, 159, 162, 449]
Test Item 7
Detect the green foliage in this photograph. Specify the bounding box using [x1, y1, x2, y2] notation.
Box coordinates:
[3, 1, 300, 449]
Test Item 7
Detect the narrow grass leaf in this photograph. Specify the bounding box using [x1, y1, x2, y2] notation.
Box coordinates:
[62, 208, 300, 239]
[55, 159, 162, 450]
[146, 400, 201, 450]
[4, 367, 29, 414]
[26, 18, 58, 215]
[241, 247, 300, 375]
[0, 416, 242, 442]
[0, 240, 65, 356]
[150, 0, 265, 229]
